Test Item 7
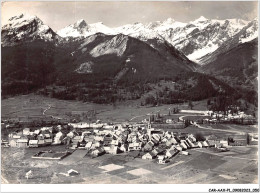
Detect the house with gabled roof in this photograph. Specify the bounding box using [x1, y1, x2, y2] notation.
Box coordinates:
[94, 141, 101, 148]
[120, 144, 128, 152]
[94, 136, 104, 142]
[166, 137, 178, 147]
[187, 134, 196, 143]
[202, 141, 209, 148]
[91, 147, 105, 157]
[53, 131, 64, 145]
[186, 138, 195, 148]
[195, 141, 203, 148]
[151, 137, 159, 145]
[38, 139, 46, 147]
[23, 128, 31, 136]
[183, 140, 191, 149]
[78, 139, 87, 149]
[166, 148, 179, 158]
[29, 140, 38, 148]
[207, 140, 216, 147]
[152, 134, 161, 142]
[161, 137, 168, 143]
[111, 139, 119, 146]
[108, 146, 120, 155]
[104, 146, 111, 153]
[44, 138, 52, 145]
[17, 138, 28, 148]
[142, 152, 156, 160]
[152, 147, 164, 156]
[85, 141, 93, 149]
[144, 141, 154, 152]
[174, 144, 183, 151]
[180, 142, 187, 150]
[133, 142, 142, 150]
[118, 134, 127, 144]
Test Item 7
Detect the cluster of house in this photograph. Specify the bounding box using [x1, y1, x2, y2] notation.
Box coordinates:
[8, 126, 58, 148]
[55, 122, 232, 163]
[6, 120, 230, 162]
[6, 117, 257, 165]
[203, 110, 256, 124]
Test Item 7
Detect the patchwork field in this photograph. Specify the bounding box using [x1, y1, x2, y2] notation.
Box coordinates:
[1, 145, 258, 184]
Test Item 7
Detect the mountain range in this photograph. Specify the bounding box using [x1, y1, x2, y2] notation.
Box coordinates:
[2, 14, 258, 63]
[56, 15, 258, 63]
[1, 13, 258, 105]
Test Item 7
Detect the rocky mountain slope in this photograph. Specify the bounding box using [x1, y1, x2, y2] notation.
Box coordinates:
[200, 38, 258, 90]
[199, 18, 258, 65]
[55, 16, 257, 63]
[1, 13, 60, 46]
[1, 13, 258, 105]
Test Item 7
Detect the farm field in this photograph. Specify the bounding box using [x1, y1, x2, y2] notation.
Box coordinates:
[1, 94, 112, 121]
[208, 124, 258, 134]
[1, 94, 206, 123]
[1, 145, 258, 184]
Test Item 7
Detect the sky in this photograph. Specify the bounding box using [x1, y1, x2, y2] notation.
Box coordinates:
[1, 1, 258, 31]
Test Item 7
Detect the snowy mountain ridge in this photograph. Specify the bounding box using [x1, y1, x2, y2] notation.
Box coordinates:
[2, 13, 258, 64]
[55, 16, 257, 63]
[2, 13, 59, 46]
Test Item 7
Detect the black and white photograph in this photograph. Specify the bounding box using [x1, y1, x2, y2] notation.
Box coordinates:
[1, 0, 259, 190]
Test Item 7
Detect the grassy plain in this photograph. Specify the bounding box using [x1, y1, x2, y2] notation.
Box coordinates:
[1, 94, 208, 123]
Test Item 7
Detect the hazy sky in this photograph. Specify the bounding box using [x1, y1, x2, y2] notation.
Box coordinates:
[1, 1, 258, 31]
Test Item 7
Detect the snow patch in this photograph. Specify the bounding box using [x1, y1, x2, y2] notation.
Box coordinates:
[187, 43, 219, 63]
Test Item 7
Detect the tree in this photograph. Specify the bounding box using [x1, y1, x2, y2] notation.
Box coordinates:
[207, 99, 211, 107]
[228, 137, 234, 143]
[184, 119, 190, 127]
[188, 100, 193, 110]
[195, 133, 205, 141]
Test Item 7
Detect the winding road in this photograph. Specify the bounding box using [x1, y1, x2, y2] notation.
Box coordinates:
[129, 109, 161, 122]
[43, 104, 52, 115]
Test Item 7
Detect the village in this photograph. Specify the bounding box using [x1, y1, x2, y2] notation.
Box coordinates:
[2, 106, 258, 166]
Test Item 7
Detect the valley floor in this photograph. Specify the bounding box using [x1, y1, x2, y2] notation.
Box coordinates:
[1, 94, 258, 184]
[1, 94, 208, 123]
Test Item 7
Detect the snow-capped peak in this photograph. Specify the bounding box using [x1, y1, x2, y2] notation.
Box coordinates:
[1, 13, 58, 46]
[75, 19, 87, 28]
[57, 19, 115, 38]
[194, 16, 208, 22]
[3, 13, 42, 30]
[163, 18, 175, 24]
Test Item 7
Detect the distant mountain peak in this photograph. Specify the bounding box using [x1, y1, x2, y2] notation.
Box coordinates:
[195, 16, 208, 22]
[8, 13, 37, 21]
[3, 13, 43, 29]
[1, 13, 58, 46]
[164, 18, 175, 24]
[74, 19, 87, 28]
